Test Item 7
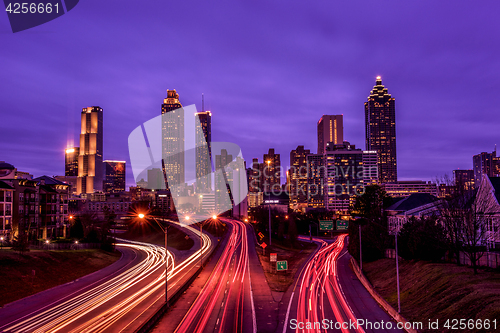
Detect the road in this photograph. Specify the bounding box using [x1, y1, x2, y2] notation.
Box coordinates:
[281, 235, 404, 333]
[0, 222, 212, 333]
[173, 219, 257, 333]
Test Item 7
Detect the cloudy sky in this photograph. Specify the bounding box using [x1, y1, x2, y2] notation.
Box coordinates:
[1, 0, 499, 188]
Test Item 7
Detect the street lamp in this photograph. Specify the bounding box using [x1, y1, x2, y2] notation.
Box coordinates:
[138, 213, 169, 305]
[0, 236, 3, 249]
[395, 230, 401, 313]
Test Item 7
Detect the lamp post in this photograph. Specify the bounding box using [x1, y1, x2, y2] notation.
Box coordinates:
[395, 230, 401, 313]
[138, 213, 169, 305]
[266, 160, 272, 246]
[0, 236, 3, 249]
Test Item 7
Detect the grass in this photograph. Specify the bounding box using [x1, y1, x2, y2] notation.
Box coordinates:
[363, 258, 500, 333]
[0, 249, 121, 306]
[255, 239, 316, 292]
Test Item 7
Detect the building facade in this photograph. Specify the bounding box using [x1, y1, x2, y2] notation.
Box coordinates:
[383, 181, 438, 198]
[263, 148, 281, 194]
[77, 106, 103, 194]
[161, 90, 185, 191]
[195, 111, 212, 194]
[289, 145, 310, 211]
[365, 76, 397, 183]
[317, 115, 343, 155]
[103, 160, 126, 193]
[307, 154, 325, 209]
[65, 147, 79, 176]
[473, 151, 497, 188]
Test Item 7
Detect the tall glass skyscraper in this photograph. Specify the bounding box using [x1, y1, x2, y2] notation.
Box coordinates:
[195, 111, 212, 193]
[365, 76, 397, 184]
[317, 115, 343, 155]
[77, 106, 103, 194]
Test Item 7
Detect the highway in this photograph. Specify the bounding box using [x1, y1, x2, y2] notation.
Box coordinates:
[173, 219, 257, 333]
[0, 222, 212, 333]
[281, 235, 404, 333]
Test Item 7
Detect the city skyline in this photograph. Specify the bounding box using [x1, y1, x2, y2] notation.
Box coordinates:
[1, 1, 499, 188]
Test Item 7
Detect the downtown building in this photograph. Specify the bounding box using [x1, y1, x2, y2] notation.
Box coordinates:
[161, 90, 184, 193]
[365, 76, 397, 184]
[103, 160, 126, 193]
[262, 148, 281, 194]
[473, 150, 499, 188]
[317, 115, 343, 154]
[195, 110, 212, 194]
[77, 106, 104, 194]
[289, 145, 310, 212]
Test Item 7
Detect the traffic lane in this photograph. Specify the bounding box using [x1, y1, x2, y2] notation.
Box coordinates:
[337, 250, 404, 333]
[0, 245, 139, 330]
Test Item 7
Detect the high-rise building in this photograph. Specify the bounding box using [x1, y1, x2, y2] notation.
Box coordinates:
[306, 154, 325, 209]
[103, 160, 126, 193]
[65, 147, 79, 176]
[365, 76, 397, 183]
[473, 151, 496, 188]
[453, 169, 474, 191]
[195, 111, 212, 193]
[324, 142, 364, 213]
[263, 149, 281, 193]
[215, 149, 233, 209]
[317, 115, 343, 155]
[77, 107, 103, 194]
[161, 90, 184, 191]
[289, 145, 310, 211]
[362, 150, 379, 185]
[147, 168, 164, 190]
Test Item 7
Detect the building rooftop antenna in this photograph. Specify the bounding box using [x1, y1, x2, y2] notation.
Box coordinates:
[202, 93, 204, 112]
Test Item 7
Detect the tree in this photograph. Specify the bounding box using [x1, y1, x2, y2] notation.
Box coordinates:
[349, 185, 392, 262]
[398, 216, 448, 261]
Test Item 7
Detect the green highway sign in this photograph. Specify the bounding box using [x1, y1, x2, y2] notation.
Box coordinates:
[336, 220, 349, 231]
[319, 220, 333, 231]
[277, 260, 288, 271]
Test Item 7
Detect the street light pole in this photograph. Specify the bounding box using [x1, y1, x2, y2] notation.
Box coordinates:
[395, 231, 401, 313]
[359, 224, 362, 271]
[266, 160, 272, 246]
[139, 213, 169, 305]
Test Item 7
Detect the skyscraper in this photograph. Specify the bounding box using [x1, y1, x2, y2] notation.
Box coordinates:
[263, 148, 281, 193]
[195, 111, 212, 193]
[103, 160, 126, 193]
[65, 147, 79, 176]
[365, 76, 397, 183]
[77, 107, 103, 194]
[317, 115, 343, 154]
[473, 151, 496, 188]
[289, 145, 310, 211]
[161, 90, 184, 191]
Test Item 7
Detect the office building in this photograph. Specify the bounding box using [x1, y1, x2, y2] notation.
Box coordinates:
[77, 106, 103, 194]
[103, 160, 126, 193]
[317, 115, 343, 154]
[65, 147, 79, 176]
[161, 89, 185, 191]
[307, 154, 325, 209]
[383, 181, 438, 198]
[195, 111, 212, 193]
[263, 148, 281, 193]
[147, 168, 164, 190]
[289, 145, 310, 211]
[453, 169, 474, 191]
[362, 150, 379, 185]
[324, 142, 364, 213]
[365, 76, 397, 183]
[473, 151, 497, 188]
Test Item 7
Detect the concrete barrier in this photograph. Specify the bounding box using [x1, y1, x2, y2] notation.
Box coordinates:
[349, 257, 418, 333]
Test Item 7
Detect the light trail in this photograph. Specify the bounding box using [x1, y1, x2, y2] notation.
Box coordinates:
[174, 219, 255, 333]
[294, 234, 365, 333]
[0, 222, 212, 333]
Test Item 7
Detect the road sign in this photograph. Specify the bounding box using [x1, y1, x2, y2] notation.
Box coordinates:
[319, 220, 333, 231]
[336, 220, 349, 231]
[261, 242, 267, 249]
[258, 232, 264, 239]
[270, 253, 277, 262]
[185, 235, 190, 240]
[277, 260, 288, 271]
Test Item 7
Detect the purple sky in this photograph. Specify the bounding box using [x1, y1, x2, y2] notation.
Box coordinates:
[1, 1, 499, 189]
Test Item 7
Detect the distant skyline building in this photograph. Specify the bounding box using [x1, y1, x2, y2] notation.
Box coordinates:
[473, 150, 497, 188]
[453, 169, 474, 191]
[195, 110, 212, 193]
[324, 142, 364, 213]
[263, 148, 281, 193]
[161, 89, 185, 191]
[65, 147, 79, 176]
[365, 76, 397, 183]
[147, 168, 164, 190]
[289, 145, 310, 212]
[103, 160, 126, 193]
[317, 115, 343, 155]
[306, 154, 325, 209]
[215, 149, 233, 209]
[382, 181, 438, 198]
[77, 106, 103, 194]
[362, 150, 379, 185]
